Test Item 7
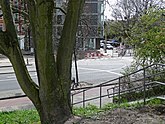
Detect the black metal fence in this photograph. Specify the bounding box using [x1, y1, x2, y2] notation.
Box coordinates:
[71, 63, 165, 108]
[0, 63, 165, 109]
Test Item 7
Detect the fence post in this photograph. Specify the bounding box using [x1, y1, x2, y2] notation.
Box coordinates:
[83, 90, 85, 108]
[73, 49, 79, 87]
[118, 77, 121, 105]
[112, 87, 114, 103]
[100, 85, 102, 108]
[143, 68, 146, 105]
[26, 58, 29, 65]
[71, 93, 73, 107]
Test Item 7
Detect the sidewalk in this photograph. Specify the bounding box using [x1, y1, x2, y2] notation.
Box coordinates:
[0, 89, 34, 112]
[0, 80, 116, 112]
[0, 55, 35, 67]
[0, 87, 114, 112]
[0, 97, 34, 112]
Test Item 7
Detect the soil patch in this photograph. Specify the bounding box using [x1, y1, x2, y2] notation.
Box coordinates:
[68, 105, 165, 124]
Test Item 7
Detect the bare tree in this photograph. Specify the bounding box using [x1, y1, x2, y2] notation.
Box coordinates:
[0, 0, 85, 123]
[106, 0, 164, 40]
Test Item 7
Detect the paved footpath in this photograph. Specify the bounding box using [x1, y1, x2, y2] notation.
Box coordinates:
[0, 81, 117, 111]
[0, 85, 114, 111]
[0, 97, 34, 111]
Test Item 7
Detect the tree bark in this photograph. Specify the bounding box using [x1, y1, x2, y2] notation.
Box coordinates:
[0, 0, 85, 123]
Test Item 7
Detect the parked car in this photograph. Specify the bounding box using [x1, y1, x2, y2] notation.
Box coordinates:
[106, 44, 113, 50]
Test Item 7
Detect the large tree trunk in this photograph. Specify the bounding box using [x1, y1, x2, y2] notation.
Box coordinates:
[0, 0, 84, 123]
[27, 0, 85, 123]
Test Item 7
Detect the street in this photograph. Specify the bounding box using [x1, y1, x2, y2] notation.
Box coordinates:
[0, 55, 133, 97]
[72, 56, 133, 84]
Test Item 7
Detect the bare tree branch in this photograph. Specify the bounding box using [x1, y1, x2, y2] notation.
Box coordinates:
[57, 0, 85, 80]
[0, 31, 10, 56]
[0, 0, 40, 106]
[12, 6, 29, 18]
[55, 7, 66, 15]
[1, 0, 18, 41]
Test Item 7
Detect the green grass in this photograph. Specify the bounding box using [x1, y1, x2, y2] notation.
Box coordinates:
[73, 104, 104, 117]
[146, 98, 165, 105]
[0, 98, 165, 124]
[0, 109, 39, 124]
[113, 85, 165, 103]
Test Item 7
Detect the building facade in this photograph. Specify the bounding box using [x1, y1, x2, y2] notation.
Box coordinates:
[0, 9, 4, 31]
[0, 1, 31, 51]
[1, 0, 105, 52]
[11, 0, 30, 50]
[54, 0, 105, 50]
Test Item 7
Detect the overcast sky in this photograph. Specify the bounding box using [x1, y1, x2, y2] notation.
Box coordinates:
[104, 0, 165, 19]
[104, 0, 117, 19]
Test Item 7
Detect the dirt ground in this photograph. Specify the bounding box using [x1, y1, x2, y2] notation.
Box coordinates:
[66, 105, 165, 124]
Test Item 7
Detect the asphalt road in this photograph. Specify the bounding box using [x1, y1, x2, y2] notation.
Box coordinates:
[72, 57, 133, 84]
[0, 55, 133, 94]
[0, 65, 38, 92]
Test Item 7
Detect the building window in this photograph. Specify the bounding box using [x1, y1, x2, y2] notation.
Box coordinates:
[81, 15, 98, 26]
[84, 3, 98, 13]
[86, 0, 98, 1]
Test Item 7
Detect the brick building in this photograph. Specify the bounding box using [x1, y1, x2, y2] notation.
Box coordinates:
[0, 8, 5, 31]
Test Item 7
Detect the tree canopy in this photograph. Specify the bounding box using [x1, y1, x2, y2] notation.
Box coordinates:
[105, 0, 165, 64]
[130, 8, 165, 64]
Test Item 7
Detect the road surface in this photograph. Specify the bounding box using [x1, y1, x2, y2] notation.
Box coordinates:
[0, 55, 133, 96]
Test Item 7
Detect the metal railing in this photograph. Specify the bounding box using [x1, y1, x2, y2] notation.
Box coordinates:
[0, 63, 165, 109]
[71, 63, 165, 108]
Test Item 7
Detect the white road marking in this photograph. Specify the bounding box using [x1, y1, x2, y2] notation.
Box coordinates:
[0, 78, 16, 82]
[0, 74, 37, 82]
[78, 67, 123, 76]
[5, 73, 37, 79]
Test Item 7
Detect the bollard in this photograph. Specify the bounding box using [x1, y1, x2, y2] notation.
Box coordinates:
[26, 58, 29, 65]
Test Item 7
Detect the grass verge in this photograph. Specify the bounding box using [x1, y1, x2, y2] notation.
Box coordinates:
[0, 98, 165, 124]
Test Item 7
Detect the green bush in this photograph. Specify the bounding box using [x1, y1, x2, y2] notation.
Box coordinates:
[147, 98, 165, 105]
[113, 85, 165, 103]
